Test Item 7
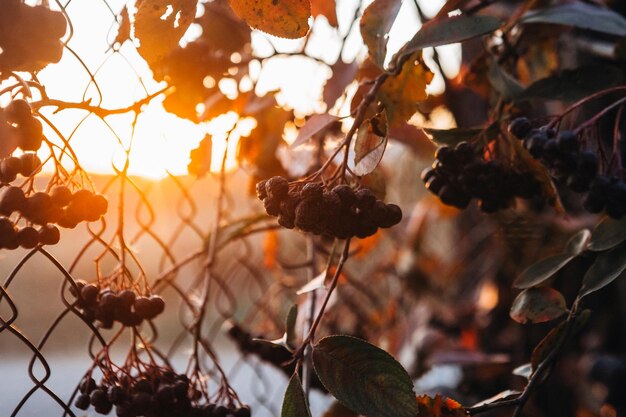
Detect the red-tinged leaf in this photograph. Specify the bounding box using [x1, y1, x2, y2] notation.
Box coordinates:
[112, 6, 131, 46]
[311, 0, 337, 27]
[354, 117, 388, 177]
[360, 0, 402, 69]
[404, 14, 501, 56]
[281, 373, 312, 417]
[579, 243, 626, 299]
[389, 123, 434, 155]
[378, 53, 433, 128]
[134, 0, 198, 65]
[416, 395, 467, 417]
[510, 287, 567, 324]
[589, 217, 626, 251]
[324, 60, 359, 109]
[312, 335, 418, 417]
[228, 0, 311, 39]
[292, 114, 339, 148]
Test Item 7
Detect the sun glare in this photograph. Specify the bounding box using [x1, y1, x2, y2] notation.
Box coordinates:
[18, 0, 455, 180]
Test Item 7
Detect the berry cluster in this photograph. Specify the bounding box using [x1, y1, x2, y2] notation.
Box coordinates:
[0, 99, 44, 155]
[0, 217, 59, 249]
[71, 281, 165, 329]
[0, 185, 107, 228]
[510, 117, 626, 219]
[0, 153, 42, 182]
[75, 370, 251, 417]
[421, 142, 541, 212]
[0, 0, 66, 71]
[256, 176, 402, 239]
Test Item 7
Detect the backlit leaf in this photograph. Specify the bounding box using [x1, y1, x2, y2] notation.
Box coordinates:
[228, 0, 310, 39]
[404, 14, 501, 55]
[360, 0, 402, 69]
[134, 0, 198, 64]
[510, 287, 567, 324]
[521, 3, 626, 37]
[517, 65, 625, 103]
[589, 217, 626, 251]
[113, 6, 131, 46]
[514, 253, 573, 289]
[354, 117, 388, 176]
[281, 373, 312, 417]
[378, 53, 433, 128]
[312, 0, 337, 27]
[565, 229, 591, 256]
[424, 127, 483, 147]
[292, 114, 339, 148]
[312, 335, 418, 417]
[324, 60, 359, 109]
[579, 243, 626, 298]
[388, 123, 434, 155]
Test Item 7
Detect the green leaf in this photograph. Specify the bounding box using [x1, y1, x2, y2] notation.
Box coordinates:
[516, 65, 625, 102]
[510, 287, 567, 324]
[513, 253, 573, 289]
[285, 304, 298, 348]
[565, 229, 591, 256]
[281, 373, 313, 417]
[589, 217, 626, 251]
[404, 14, 501, 55]
[360, 0, 402, 68]
[487, 60, 523, 100]
[521, 3, 626, 37]
[313, 335, 418, 417]
[323, 401, 360, 417]
[354, 119, 388, 176]
[579, 243, 626, 298]
[423, 127, 483, 147]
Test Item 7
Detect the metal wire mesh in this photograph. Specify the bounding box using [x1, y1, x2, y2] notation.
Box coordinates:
[0, 1, 304, 415]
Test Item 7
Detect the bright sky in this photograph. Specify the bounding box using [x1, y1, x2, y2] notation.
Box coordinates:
[8, 0, 459, 179]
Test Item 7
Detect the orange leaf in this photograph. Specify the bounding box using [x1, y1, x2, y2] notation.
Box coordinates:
[228, 0, 311, 39]
[133, 0, 197, 64]
[311, 0, 337, 27]
[112, 6, 131, 46]
[416, 395, 468, 417]
[378, 53, 434, 128]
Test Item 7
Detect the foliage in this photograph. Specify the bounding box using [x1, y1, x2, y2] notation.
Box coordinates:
[0, 0, 625, 417]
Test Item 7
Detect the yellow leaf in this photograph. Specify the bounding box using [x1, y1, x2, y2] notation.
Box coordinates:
[112, 6, 131, 46]
[228, 0, 311, 39]
[378, 53, 433, 128]
[133, 0, 198, 65]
